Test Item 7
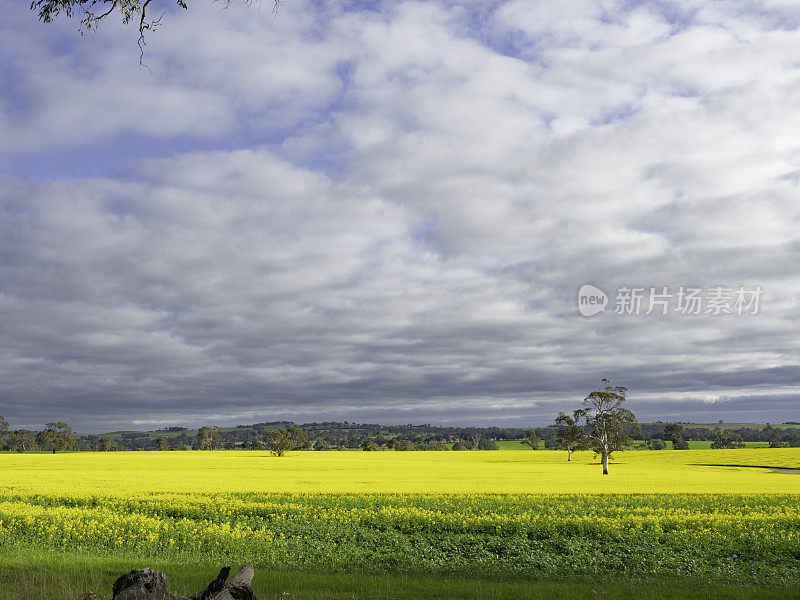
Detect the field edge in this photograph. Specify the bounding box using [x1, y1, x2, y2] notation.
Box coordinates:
[2, 547, 800, 600]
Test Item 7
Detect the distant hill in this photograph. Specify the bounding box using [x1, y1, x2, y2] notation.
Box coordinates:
[94, 420, 800, 440]
[641, 422, 800, 430]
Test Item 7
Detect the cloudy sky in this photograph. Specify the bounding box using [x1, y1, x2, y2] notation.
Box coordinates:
[2, 0, 799, 432]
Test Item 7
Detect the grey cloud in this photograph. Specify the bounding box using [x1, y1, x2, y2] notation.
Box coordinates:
[2, 0, 800, 431]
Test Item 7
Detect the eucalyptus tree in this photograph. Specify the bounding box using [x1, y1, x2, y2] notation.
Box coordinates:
[264, 426, 308, 457]
[553, 412, 589, 461]
[572, 380, 640, 475]
[0, 416, 8, 448]
[520, 429, 541, 450]
[664, 423, 690, 450]
[9, 429, 36, 452]
[36, 422, 76, 454]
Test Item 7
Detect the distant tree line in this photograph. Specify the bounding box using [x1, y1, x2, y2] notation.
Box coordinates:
[2, 413, 799, 453]
[640, 423, 800, 446]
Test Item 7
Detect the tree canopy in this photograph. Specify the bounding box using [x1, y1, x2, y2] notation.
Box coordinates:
[35, 422, 76, 454]
[264, 426, 309, 457]
[194, 426, 221, 451]
[664, 423, 690, 450]
[0, 416, 8, 451]
[710, 430, 746, 449]
[553, 412, 589, 461]
[8, 429, 36, 452]
[520, 429, 541, 450]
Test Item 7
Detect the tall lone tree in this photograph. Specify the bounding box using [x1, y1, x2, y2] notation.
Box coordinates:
[553, 412, 589, 461]
[572, 379, 640, 475]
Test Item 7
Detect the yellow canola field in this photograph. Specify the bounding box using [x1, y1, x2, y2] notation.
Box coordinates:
[1, 447, 798, 496]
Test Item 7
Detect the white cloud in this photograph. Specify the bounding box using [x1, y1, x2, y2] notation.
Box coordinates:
[1, 0, 800, 429]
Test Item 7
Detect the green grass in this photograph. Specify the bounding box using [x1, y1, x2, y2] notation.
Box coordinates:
[679, 441, 770, 449]
[495, 440, 541, 450]
[2, 548, 800, 600]
[442, 440, 540, 450]
[678, 423, 800, 430]
[495, 440, 771, 450]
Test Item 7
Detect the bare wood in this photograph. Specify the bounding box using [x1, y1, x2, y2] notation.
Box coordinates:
[205, 564, 255, 600]
[112, 564, 256, 600]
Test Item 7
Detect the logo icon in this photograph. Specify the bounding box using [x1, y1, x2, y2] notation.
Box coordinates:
[578, 284, 608, 317]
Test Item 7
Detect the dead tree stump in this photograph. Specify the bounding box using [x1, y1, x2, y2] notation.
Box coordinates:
[112, 564, 256, 600]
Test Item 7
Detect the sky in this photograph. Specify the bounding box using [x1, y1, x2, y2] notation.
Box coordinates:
[1, 0, 800, 432]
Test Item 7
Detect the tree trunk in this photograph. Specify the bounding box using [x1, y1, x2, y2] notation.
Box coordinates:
[601, 452, 609, 475]
[112, 564, 256, 600]
[567, 449, 572, 461]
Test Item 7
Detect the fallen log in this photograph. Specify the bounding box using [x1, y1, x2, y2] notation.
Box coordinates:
[112, 563, 256, 600]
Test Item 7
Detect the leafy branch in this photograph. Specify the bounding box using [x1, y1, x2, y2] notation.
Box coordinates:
[30, 0, 281, 65]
